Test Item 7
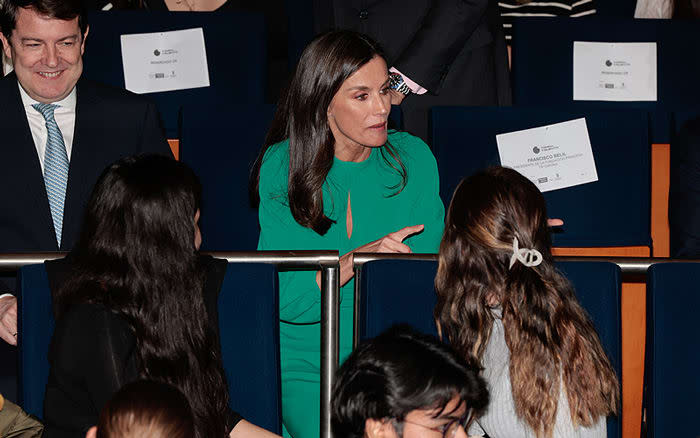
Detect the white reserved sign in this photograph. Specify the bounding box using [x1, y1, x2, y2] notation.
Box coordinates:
[496, 118, 598, 192]
[120, 28, 210, 94]
[573, 41, 657, 101]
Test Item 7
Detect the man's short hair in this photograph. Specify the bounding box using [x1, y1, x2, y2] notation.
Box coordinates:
[0, 0, 88, 40]
[331, 325, 489, 438]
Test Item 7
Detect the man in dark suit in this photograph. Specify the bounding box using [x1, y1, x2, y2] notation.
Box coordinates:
[669, 116, 700, 257]
[314, 0, 511, 141]
[0, 0, 172, 344]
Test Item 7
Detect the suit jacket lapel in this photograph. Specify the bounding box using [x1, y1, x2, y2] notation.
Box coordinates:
[61, 79, 97, 250]
[0, 73, 58, 249]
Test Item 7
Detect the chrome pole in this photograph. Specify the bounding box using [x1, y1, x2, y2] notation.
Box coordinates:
[320, 265, 340, 438]
[0, 251, 339, 271]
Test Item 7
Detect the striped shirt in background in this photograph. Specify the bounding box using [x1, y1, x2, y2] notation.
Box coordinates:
[499, 0, 597, 43]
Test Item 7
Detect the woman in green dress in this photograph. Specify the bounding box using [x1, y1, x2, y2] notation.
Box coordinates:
[250, 31, 445, 438]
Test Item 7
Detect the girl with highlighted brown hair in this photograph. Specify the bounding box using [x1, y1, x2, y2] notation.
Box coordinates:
[434, 167, 619, 438]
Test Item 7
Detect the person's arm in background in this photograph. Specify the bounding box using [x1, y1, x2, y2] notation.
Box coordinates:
[392, 0, 490, 95]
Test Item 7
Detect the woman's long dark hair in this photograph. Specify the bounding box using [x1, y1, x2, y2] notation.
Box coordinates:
[434, 167, 618, 438]
[55, 155, 231, 438]
[249, 30, 407, 235]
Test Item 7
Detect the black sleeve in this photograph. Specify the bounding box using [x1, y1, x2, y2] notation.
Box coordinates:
[670, 118, 700, 257]
[198, 255, 245, 430]
[43, 304, 137, 438]
[138, 100, 173, 158]
[393, 0, 490, 93]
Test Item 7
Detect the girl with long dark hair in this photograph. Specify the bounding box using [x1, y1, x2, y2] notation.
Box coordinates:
[44, 155, 279, 438]
[434, 167, 619, 438]
[250, 30, 445, 437]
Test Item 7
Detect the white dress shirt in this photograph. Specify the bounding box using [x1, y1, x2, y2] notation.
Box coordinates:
[18, 81, 77, 173]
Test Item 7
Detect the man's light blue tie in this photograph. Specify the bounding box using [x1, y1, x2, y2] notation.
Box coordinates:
[32, 103, 69, 247]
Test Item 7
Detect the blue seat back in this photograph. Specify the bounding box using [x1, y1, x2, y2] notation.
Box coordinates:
[645, 263, 700, 437]
[557, 261, 622, 438]
[358, 259, 621, 438]
[218, 263, 281, 434]
[358, 260, 439, 341]
[511, 18, 700, 143]
[431, 106, 651, 248]
[83, 11, 267, 137]
[180, 103, 275, 251]
[17, 264, 54, 419]
[17, 262, 282, 434]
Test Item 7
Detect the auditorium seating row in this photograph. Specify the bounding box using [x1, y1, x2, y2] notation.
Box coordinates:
[15, 258, 698, 438]
[79, 13, 700, 140]
[177, 104, 699, 257]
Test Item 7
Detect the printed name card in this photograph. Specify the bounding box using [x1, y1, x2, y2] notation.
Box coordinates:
[120, 28, 210, 94]
[496, 118, 598, 192]
[573, 41, 657, 101]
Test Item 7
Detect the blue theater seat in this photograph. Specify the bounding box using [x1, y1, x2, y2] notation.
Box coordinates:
[180, 103, 275, 251]
[357, 259, 621, 438]
[217, 263, 281, 433]
[358, 259, 439, 341]
[16, 264, 53, 419]
[431, 106, 651, 248]
[83, 11, 267, 138]
[644, 263, 700, 438]
[17, 261, 282, 433]
[511, 18, 700, 143]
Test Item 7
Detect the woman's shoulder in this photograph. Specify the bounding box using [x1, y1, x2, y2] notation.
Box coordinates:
[261, 139, 290, 167]
[387, 130, 435, 162]
[259, 139, 290, 188]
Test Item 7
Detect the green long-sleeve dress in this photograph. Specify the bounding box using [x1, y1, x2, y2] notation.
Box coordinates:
[257, 130, 445, 438]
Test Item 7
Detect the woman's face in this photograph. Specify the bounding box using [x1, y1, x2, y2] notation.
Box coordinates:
[194, 209, 202, 250]
[366, 396, 468, 438]
[327, 56, 391, 154]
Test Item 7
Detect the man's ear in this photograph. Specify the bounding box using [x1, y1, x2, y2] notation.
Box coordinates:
[365, 418, 395, 438]
[0, 32, 12, 60]
[85, 426, 97, 438]
[80, 25, 90, 55]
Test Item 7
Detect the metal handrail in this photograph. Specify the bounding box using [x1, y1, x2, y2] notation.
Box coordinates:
[353, 252, 700, 274]
[0, 251, 340, 438]
[351, 252, 700, 347]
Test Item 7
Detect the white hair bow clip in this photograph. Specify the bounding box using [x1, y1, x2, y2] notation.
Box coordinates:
[509, 237, 543, 269]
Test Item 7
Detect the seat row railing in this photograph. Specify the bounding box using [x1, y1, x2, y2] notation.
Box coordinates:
[0, 251, 340, 438]
[2, 252, 699, 438]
